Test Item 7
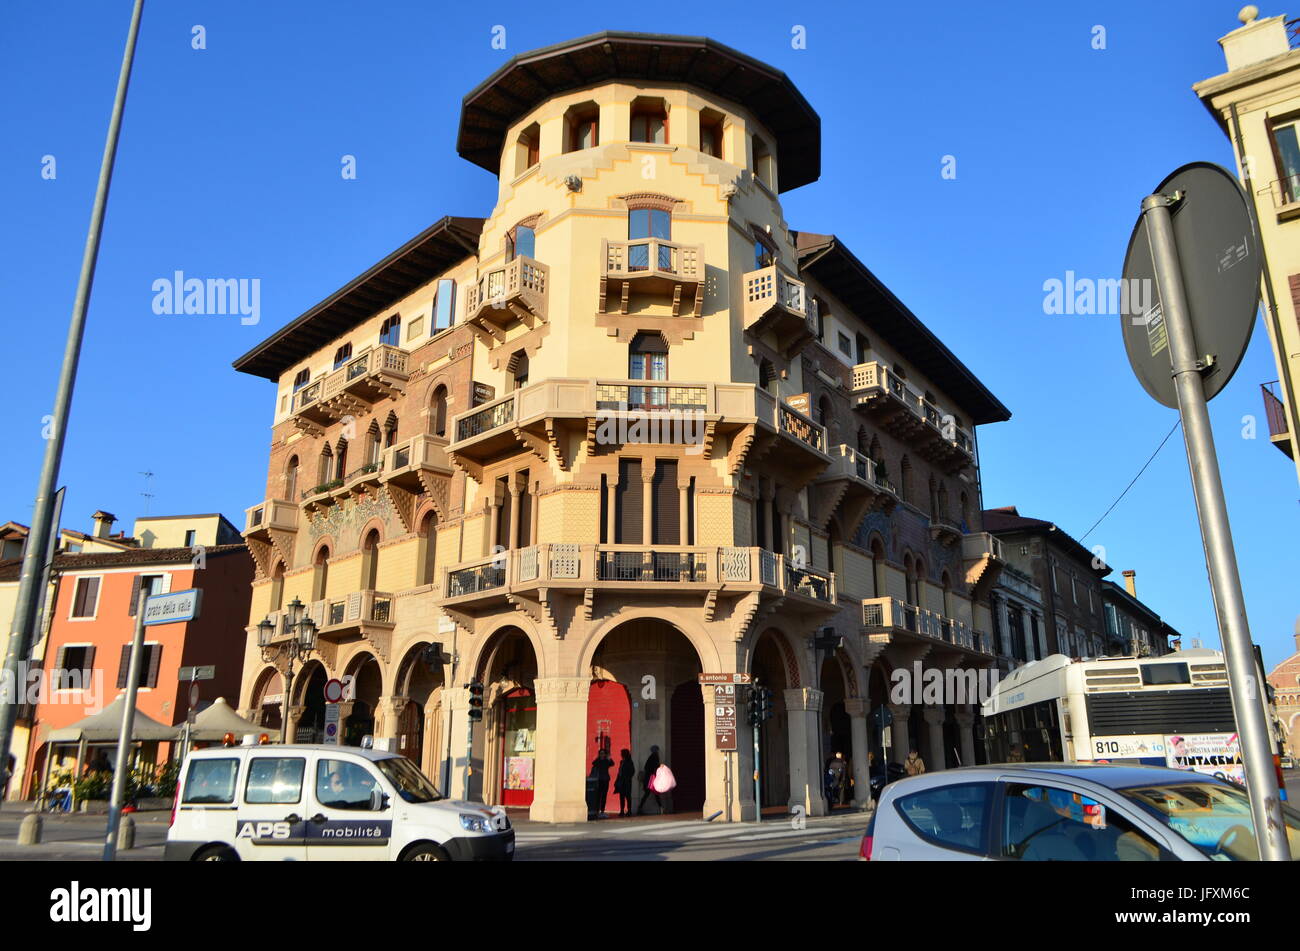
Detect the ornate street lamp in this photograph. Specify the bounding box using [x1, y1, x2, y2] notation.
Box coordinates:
[258, 597, 318, 743]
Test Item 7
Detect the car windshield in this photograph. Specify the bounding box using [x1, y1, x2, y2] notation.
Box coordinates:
[1122, 782, 1300, 861]
[375, 756, 442, 804]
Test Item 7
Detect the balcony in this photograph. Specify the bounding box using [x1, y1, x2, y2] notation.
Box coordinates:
[928, 512, 963, 546]
[1262, 381, 1294, 459]
[310, 589, 396, 659]
[742, 265, 815, 358]
[440, 544, 836, 616]
[852, 362, 974, 472]
[244, 499, 298, 539]
[288, 346, 411, 434]
[861, 596, 993, 658]
[811, 444, 896, 527]
[382, 434, 453, 492]
[300, 460, 384, 513]
[463, 256, 549, 345]
[601, 239, 704, 317]
[447, 378, 828, 480]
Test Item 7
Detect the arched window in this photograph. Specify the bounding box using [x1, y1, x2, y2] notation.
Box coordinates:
[506, 224, 535, 262]
[366, 421, 382, 466]
[628, 207, 671, 271]
[379, 315, 401, 347]
[816, 395, 833, 429]
[333, 343, 352, 370]
[384, 412, 398, 449]
[361, 528, 380, 591]
[938, 483, 950, 521]
[629, 332, 668, 410]
[312, 546, 330, 601]
[285, 455, 299, 501]
[869, 536, 886, 599]
[900, 455, 913, 504]
[903, 553, 917, 605]
[759, 358, 777, 393]
[292, 368, 310, 392]
[959, 491, 971, 529]
[940, 570, 953, 618]
[928, 476, 939, 518]
[430, 385, 448, 438]
[856, 427, 869, 455]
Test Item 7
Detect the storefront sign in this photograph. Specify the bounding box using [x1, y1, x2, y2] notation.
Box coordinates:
[472, 381, 496, 406]
[786, 393, 810, 416]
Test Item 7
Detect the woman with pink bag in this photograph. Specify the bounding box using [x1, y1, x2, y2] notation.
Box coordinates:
[637, 745, 674, 815]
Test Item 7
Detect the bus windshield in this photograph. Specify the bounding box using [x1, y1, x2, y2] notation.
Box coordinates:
[375, 757, 443, 804]
[1122, 782, 1300, 861]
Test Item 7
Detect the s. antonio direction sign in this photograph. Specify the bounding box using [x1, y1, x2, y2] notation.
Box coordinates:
[1120, 162, 1260, 408]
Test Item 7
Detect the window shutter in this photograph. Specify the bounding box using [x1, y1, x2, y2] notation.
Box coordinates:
[159, 573, 171, 595]
[517, 484, 533, 547]
[127, 576, 142, 616]
[56, 647, 67, 674]
[616, 459, 643, 544]
[117, 644, 132, 689]
[652, 460, 679, 545]
[145, 644, 163, 688]
[83, 645, 96, 677]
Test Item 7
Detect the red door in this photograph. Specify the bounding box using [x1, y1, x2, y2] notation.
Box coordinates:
[499, 688, 537, 807]
[586, 680, 631, 814]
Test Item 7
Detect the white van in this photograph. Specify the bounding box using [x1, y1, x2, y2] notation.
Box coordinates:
[165, 744, 514, 861]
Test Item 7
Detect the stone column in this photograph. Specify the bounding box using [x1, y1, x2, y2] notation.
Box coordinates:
[923, 705, 947, 772]
[641, 466, 655, 545]
[529, 480, 540, 543]
[285, 705, 305, 744]
[679, 483, 690, 545]
[605, 475, 618, 543]
[379, 696, 407, 745]
[530, 677, 590, 823]
[444, 685, 473, 800]
[783, 687, 826, 818]
[508, 484, 522, 550]
[487, 499, 501, 557]
[888, 702, 911, 764]
[845, 698, 872, 810]
[955, 705, 977, 767]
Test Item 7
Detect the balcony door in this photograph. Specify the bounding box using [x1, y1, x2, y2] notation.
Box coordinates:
[628, 332, 668, 410]
[627, 208, 671, 271]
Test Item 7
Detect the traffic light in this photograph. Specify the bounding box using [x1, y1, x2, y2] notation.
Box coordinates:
[467, 681, 485, 722]
[748, 683, 774, 727]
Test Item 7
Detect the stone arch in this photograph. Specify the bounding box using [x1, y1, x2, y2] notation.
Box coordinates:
[468, 615, 549, 682]
[577, 606, 721, 676]
[744, 625, 803, 688]
[309, 535, 336, 565]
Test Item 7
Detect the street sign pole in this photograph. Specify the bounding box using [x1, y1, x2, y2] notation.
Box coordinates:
[103, 589, 148, 861]
[1141, 192, 1290, 861]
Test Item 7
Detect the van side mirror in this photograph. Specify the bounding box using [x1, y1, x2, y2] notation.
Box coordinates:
[371, 789, 389, 811]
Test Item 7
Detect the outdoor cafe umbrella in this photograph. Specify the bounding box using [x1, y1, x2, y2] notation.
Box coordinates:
[48, 693, 180, 743]
[187, 697, 269, 742]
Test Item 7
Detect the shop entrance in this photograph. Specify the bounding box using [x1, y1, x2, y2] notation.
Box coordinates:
[499, 687, 536, 807]
[669, 681, 705, 812]
[752, 630, 792, 808]
[480, 625, 539, 808]
[587, 680, 631, 815]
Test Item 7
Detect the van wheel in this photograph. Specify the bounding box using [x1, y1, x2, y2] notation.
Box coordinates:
[195, 845, 239, 862]
[402, 843, 449, 862]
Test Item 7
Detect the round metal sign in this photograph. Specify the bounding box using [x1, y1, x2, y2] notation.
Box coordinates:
[323, 678, 344, 704]
[189, 682, 200, 707]
[1120, 162, 1261, 408]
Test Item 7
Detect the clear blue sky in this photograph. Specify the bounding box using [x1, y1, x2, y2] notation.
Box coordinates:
[1, 1, 1296, 666]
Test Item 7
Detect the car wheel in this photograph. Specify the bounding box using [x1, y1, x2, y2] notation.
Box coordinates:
[194, 845, 239, 862]
[402, 843, 450, 862]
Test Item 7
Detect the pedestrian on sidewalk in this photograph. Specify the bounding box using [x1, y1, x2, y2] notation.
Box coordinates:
[636, 745, 662, 815]
[614, 749, 634, 817]
[589, 748, 613, 818]
[904, 748, 926, 776]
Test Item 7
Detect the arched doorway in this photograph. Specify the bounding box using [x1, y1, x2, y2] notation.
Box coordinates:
[479, 626, 538, 807]
[250, 667, 283, 734]
[751, 630, 792, 808]
[395, 643, 444, 779]
[344, 654, 382, 746]
[819, 653, 851, 808]
[295, 662, 327, 743]
[589, 618, 705, 816]
[587, 679, 632, 815]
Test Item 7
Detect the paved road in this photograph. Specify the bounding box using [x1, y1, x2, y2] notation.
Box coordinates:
[0, 806, 170, 861]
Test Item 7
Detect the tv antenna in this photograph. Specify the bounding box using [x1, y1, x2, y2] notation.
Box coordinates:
[139, 470, 155, 515]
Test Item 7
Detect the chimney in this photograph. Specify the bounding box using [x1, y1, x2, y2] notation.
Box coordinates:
[1218, 7, 1290, 72]
[1171, 637, 1182, 651]
[1122, 569, 1137, 597]
[91, 510, 116, 538]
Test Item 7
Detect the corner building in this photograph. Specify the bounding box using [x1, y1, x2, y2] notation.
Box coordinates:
[233, 32, 1010, 822]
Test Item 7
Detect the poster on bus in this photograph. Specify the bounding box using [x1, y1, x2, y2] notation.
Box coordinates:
[1164, 733, 1244, 785]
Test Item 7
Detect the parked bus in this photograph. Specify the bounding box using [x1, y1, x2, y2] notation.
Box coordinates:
[981, 649, 1251, 784]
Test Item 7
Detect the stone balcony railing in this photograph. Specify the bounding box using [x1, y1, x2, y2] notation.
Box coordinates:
[443, 544, 836, 609]
[601, 238, 704, 317]
[290, 344, 410, 432]
[960, 531, 1003, 564]
[309, 589, 396, 641]
[861, 596, 993, 656]
[447, 377, 828, 466]
[742, 264, 815, 358]
[381, 433, 452, 492]
[851, 361, 974, 471]
[463, 256, 549, 341]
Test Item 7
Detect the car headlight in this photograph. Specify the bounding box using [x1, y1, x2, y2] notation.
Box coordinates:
[459, 814, 491, 833]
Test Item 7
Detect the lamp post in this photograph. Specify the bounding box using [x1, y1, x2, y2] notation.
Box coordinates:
[257, 597, 318, 744]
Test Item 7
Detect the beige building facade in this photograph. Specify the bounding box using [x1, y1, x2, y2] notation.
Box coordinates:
[233, 32, 1010, 823]
[1195, 8, 1300, 479]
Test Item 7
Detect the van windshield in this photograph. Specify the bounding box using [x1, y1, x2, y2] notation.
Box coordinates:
[375, 757, 443, 804]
